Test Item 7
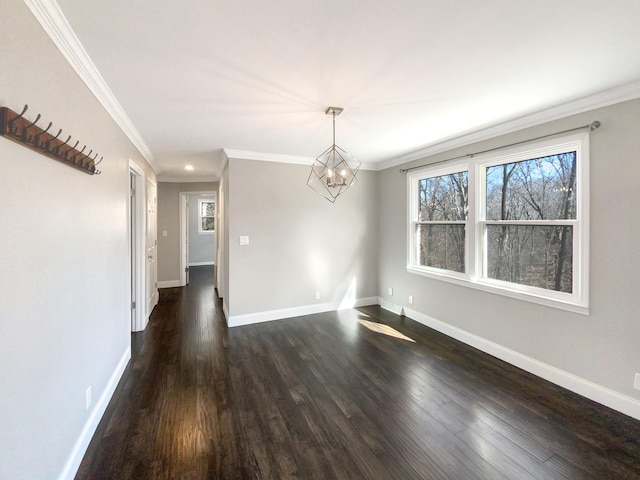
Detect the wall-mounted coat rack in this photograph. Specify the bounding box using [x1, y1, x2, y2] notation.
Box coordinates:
[0, 105, 102, 175]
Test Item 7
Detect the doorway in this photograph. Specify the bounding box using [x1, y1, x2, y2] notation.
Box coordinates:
[180, 191, 216, 287]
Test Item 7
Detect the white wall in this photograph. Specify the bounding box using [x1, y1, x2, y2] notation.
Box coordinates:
[378, 98, 640, 417]
[187, 193, 215, 265]
[225, 157, 379, 325]
[0, 2, 155, 479]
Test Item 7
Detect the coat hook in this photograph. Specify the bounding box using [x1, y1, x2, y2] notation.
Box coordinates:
[64, 140, 79, 159]
[46, 129, 62, 153]
[22, 113, 41, 142]
[35, 121, 52, 147]
[80, 149, 93, 167]
[94, 155, 103, 166]
[8, 104, 28, 135]
[55, 135, 71, 155]
[72, 145, 86, 164]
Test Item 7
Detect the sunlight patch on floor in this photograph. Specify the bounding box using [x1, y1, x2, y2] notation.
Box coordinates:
[358, 319, 415, 343]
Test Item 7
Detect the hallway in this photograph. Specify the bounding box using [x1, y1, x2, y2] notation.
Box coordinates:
[76, 266, 640, 479]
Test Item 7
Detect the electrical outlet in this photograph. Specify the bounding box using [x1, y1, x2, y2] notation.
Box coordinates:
[388, 287, 393, 296]
[315, 291, 321, 300]
[408, 295, 413, 305]
[634, 373, 640, 391]
[85, 386, 92, 410]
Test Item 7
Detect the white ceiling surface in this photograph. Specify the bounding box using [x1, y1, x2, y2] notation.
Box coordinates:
[56, 0, 640, 181]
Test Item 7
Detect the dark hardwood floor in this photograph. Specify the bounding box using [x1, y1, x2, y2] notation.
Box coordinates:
[76, 266, 640, 479]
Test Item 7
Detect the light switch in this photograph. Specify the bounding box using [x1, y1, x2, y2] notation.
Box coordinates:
[239, 235, 249, 245]
[162, 230, 168, 237]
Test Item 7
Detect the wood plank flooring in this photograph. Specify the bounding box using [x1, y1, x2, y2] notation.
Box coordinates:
[76, 266, 640, 479]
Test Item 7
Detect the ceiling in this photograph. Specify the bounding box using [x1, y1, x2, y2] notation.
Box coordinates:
[52, 0, 640, 181]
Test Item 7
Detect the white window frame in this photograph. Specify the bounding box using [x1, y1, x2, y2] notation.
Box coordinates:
[198, 198, 215, 234]
[407, 132, 589, 314]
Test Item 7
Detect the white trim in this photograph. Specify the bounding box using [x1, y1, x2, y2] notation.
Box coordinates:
[378, 297, 405, 316]
[180, 193, 188, 287]
[392, 304, 640, 421]
[158, 280, 182, 288]
[222, 299, 230, 324]
[405, 267, 588, 315]
[406, 133, 589, 314]
[146, 180, 159, 317]
[189, 261, 214, 267]
[128, 160, 147, 332]
[223, 148, 377, 171]
[378, 81, 640, 171]
[24, 0, 156, 170]
[57, 347, 131, 480]
[157, 175, 218, 183]
[227, 297, 379, 327]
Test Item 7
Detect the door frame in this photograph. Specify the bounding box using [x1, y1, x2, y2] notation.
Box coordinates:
[128, 160, 147, 332]
[180, 191, 216, 286]
[146, 179, 159, 317]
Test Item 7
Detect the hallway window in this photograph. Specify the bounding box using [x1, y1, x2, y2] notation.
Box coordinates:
[199, 199, 215, 233]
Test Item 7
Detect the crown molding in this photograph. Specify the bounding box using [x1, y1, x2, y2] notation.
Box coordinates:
[223, 148, 376, 170]
[223, 149, 313, 165]
[377, 81, 640, 171]
[156, 175, 218, 183]
[24, 0, 156, 171]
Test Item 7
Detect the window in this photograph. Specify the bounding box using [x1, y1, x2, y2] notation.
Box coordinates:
[408, 133, 589, 313]
[198, 199, 215, 234]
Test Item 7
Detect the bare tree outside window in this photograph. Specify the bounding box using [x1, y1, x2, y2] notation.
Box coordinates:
[199, 200, 215, 233]
[408, 133, 587, 311]
[485, 152, 576, 292]
[416, 171, 468, 272]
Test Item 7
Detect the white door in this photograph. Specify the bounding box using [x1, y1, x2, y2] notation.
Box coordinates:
[146, 180, 158, 316]
[129, 172, 137, 330]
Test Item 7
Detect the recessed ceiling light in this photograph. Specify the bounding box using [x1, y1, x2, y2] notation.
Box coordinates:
[184, 165, 194, 171]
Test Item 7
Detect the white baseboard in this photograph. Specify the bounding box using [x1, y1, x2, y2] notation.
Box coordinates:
[157, 280, 182, 288]
[189, 261, 214, 267]
[228, 296, 379, 328]
[382, 300, 640, 421]
[378, 297, 405, 315]
[222, 299, 229, 325]
[57, 347, 131, 480]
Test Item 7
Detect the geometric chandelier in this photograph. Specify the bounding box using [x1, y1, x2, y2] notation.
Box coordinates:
[307, 107, 362, 202]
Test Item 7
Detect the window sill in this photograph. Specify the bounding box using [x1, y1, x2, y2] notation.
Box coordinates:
[406, 266, 589, 315]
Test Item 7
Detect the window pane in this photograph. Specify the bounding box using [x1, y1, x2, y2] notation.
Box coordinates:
[486, 225, 572, 292]
[202, 217, 215, 231]
[486, 152, 577, 221]
[201, 201, 215, 217]
[416, 224, 465, 273]
[418, 171, 468, 221]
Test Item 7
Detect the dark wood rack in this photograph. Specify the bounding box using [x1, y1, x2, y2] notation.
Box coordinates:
[0, 105, 102, 175]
